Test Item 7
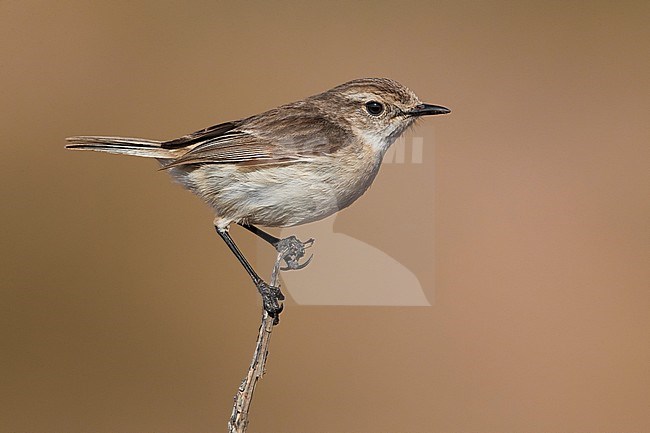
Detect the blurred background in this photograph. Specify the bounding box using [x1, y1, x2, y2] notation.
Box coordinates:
[1, 1, 648, 432]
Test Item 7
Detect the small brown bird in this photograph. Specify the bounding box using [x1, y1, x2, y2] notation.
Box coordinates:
[67, 78, 450, 317]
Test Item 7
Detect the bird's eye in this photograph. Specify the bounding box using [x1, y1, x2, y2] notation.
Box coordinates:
[365, 100, 384, 116]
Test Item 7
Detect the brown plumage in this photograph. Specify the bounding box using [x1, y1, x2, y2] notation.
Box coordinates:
[67, 78, 449, 228]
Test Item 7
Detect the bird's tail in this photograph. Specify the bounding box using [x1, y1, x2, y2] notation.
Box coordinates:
[66, 136, 175, 159]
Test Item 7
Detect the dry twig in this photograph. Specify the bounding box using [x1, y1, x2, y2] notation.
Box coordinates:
[227, 245, 289, 433]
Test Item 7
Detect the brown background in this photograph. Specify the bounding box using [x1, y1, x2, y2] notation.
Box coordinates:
[2, 1, 649, 432]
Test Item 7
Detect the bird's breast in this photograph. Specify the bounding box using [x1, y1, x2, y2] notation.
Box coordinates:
[184, 145, 383, 227]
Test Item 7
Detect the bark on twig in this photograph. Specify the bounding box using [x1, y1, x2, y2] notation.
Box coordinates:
[227, 249, 285, 433]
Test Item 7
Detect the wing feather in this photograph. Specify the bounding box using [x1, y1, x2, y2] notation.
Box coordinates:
[163, 107, 351, 168]
[161, 120, 241, 149]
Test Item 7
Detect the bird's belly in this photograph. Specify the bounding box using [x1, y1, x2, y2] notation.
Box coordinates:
[183, 157, 379, 227]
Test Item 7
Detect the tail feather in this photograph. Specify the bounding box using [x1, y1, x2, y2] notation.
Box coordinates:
[66, 136, 175, 159]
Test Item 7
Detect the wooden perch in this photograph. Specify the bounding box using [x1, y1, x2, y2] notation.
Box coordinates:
[227, 244, 291, 433]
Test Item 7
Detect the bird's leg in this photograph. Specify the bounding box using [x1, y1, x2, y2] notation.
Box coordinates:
[238, 223, 281, 245]
[215, 226, 284, 318]
[238, 223, 314, 271]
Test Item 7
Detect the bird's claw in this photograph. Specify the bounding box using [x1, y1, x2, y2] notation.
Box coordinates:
[256, 280, 284, 322]
[274, 236, 315, 271]
[281, 253, 313, 271]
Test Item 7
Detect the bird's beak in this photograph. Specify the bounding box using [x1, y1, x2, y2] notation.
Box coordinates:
[407, 103, 451, 116]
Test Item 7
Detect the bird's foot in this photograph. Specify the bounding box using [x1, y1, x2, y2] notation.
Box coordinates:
[274, 236, 315, 271]
[257, 280, 285, 324]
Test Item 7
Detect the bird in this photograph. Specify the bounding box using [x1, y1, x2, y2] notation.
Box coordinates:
[67, 77, 450, 318]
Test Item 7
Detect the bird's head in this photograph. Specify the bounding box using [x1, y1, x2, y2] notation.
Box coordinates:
[315, 78, 450, 153]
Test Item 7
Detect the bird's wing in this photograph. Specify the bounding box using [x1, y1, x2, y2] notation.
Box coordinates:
[161, 120, 242, 149]
[162, 109, 351, 168]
